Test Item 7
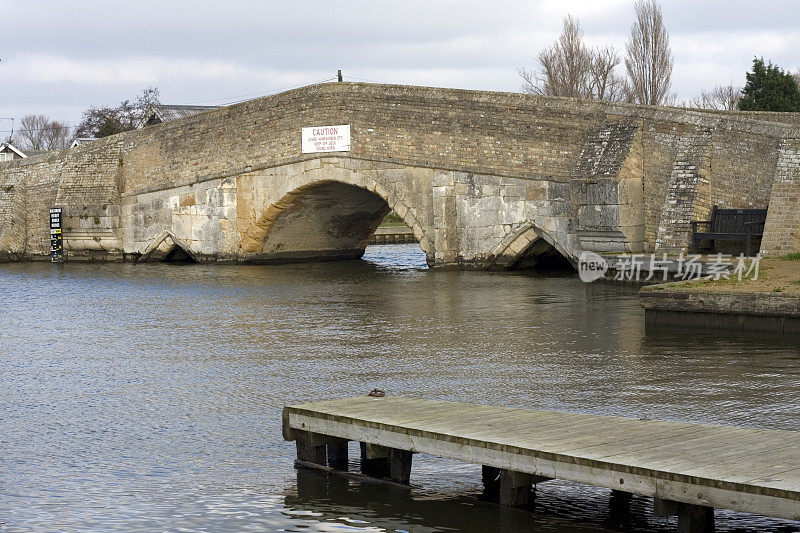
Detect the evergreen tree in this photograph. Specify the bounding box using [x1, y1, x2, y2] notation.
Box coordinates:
[738, 58, 800, 112]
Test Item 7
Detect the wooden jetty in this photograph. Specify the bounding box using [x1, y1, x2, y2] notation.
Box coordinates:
[283, 396, 800, 533]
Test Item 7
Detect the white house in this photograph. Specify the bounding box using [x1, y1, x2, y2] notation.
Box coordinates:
[0, 142, 27, 162]
[70, 138, 96, 148]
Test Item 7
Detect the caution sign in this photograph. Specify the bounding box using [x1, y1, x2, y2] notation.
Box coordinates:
[301, 125, 351, 154]
[50, 208, 64, 263]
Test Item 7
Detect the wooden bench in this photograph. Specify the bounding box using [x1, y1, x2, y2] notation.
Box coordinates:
[691, 205, 767, 257]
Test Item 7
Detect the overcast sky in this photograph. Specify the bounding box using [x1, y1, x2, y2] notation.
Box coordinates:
[1, 0, 799, 137]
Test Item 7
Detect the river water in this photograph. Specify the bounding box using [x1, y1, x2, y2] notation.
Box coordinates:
[1, 244, 798, 532]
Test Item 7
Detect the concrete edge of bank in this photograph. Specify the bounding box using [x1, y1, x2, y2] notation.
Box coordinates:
[639, 280, 800, 334]
[368, 226, 416, 245]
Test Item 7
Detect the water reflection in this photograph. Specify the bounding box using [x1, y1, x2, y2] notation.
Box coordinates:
[287, 468, 608, 532]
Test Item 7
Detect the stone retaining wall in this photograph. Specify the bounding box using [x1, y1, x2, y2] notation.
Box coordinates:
[640, 285, 800, 334]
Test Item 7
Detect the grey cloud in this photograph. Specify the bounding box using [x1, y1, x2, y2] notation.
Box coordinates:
[1, 0, 799, 130]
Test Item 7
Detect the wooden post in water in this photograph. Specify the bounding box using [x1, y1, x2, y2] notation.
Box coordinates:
[360, 442, 391, 478]
[678, 505, 714, 533]
[389, 449, 413, 484]
[607, 490, 633, 529]
[295, 430, 326, 465]
[358, 443, 412, 483]
[484, 466, 549, 505]
[499, 469, 533, 507]
[654, 497, 715, 533]
[482, 465, 501, 499]
[326, 437, 349, 471]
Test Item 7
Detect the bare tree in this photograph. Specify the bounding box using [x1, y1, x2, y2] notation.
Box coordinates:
[589, 46, 624, 101]
[519, 67, 539, 95]
[520, 15, 622, 101]
[624, 0, 673, 105]
[521, 15, 593, 98]
[686, 85, 741, 111]
[13, 114, 71, 151]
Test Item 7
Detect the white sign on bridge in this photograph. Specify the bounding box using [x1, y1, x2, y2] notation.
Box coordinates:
[302, 125, 351, 154]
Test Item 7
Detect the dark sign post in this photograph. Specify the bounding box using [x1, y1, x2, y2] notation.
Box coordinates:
[50, 208, 64, 263]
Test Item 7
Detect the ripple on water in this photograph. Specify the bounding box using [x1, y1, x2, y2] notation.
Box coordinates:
[0, 244, 798, 532]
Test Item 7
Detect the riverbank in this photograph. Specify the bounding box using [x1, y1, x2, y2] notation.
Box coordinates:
[369, 225, 416, 244]
[639, 257, 800, 334]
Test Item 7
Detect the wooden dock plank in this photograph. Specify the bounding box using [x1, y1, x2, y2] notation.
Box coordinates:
[748, 467, 800, 492]
[599, 432, 800, 478]
[570, 426, 744, 464]
[283, 396, 800, 521]
[510, 423, 714, 455]
[591, 428, 790, 467]
[628, 442, 800, 480]
[453, 414, 641, 446]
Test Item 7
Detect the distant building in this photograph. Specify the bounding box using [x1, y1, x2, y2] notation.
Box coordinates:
[137, 104, 219, 128]
[70, 138, 95, 148]
[0, 142, 27, 162]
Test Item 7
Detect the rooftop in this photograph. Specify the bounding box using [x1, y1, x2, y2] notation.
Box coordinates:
[138, 104, 220, 128]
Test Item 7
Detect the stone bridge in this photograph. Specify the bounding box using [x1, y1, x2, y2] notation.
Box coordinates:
[1, 82, 799, 268]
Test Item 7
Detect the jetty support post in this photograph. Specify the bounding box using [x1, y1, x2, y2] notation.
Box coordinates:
[499, 470, 535, 507]
[481, 465, 552, 507]
[359, 443, 413, 483]
[483, 467, 550, 507]
[482, 465, 501, 498]
[389, 449, 413, 484]
[607, 489, 634, 528]
[295, 430, 327, 465]
[360, 442, 390, 478]
[654, 497, 715, 533]
[326, 437, 349, 471]
[292, 428, 349, 471]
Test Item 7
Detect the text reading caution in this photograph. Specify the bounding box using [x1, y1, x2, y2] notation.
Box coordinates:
[302, 125, 351, 154]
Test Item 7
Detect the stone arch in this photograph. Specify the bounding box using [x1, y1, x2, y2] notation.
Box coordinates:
[486, 222, 576, 270]
[138, 230, 199, 263]
[238, 158, 430, 264]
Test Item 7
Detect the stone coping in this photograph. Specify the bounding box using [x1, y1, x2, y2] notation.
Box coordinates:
[640, 279, 800, 318]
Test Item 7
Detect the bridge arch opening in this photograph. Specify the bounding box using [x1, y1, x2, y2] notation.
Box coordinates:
[510, 238, 574, 271]
[138, 231, 199, 264]
[252, 179, 424, 264]
[489, 224, 575, 271]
